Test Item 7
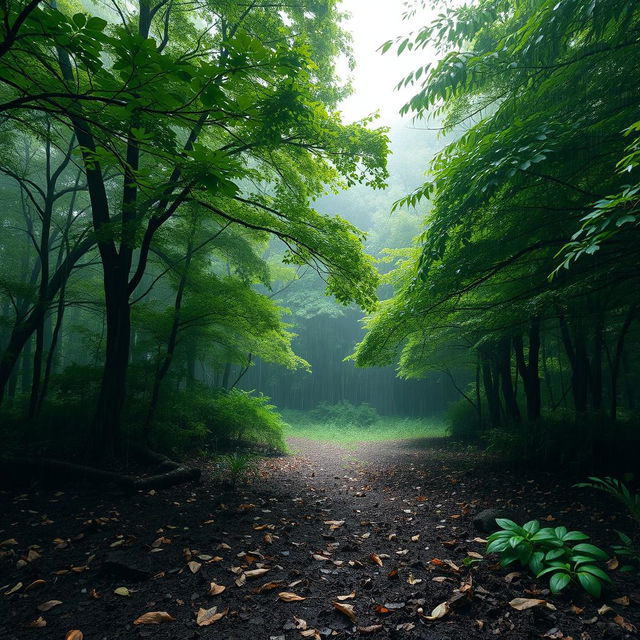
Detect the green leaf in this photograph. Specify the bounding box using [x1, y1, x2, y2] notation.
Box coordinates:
[72, 13, 87, 28]
[577, 571, 602, 597]
[495, 518, 521, 532]
[549, 572, 571, 593]
[572, 543, 608, 560]
[579, 565, 612, 583]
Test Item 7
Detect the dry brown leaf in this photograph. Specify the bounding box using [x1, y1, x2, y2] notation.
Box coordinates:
[208, 582, 226, 596]
[255, 581, 283, 593]
[188, 561, 202, 574]
[509, 598, 549, 611]
[613, 615, 637, 633]
[369, 553, 383, 567]
[244, 568, 270, 578]
[612, 596, 630, 606]
[324, 520, 345, 529]
[196, 606, 228, 626]
[293, 616, 307, 630]
[65, 631, 83, 640]
[24, 579, 46, 592]
[598, 604, 613, 616]
[133, 611, 175, 625]
[4, 582, 22, 595]
[569, 604, 584, 615]
[278, 592, 306, 602]
[336, 591, 356, 601]
[432, 576, 449, 583]
[418, 602, 449, 621]
[407, 574, 422, 585]
[24, 616, 47, 628]
[332, 601, 356, 622]
[606, 557, 619, 570]
[1, 538, 18, 546]
[358, 625, 383, 634]
[467, 551, 483, 559]
[37, 600, 62, 612]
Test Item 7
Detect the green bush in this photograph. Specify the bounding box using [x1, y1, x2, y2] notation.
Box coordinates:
[146, 386, 286, 455]
[309, 400, 379, 428]
[445, 398, 482, 442]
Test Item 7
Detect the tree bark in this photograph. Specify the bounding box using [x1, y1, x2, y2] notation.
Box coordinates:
[513, 318, 541, 421]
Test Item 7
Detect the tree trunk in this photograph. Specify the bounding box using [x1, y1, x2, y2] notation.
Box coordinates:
[481, 349, 500, 427]
[558, 313, 589, 414]
[610, 304, 636, 421]
[513, 318, 541, 421]
[496, 337, 520, 422]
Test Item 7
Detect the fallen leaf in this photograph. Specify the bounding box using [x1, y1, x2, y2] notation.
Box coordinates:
[374, 605, 391, 614]
[4, 582, 22, 595]
[467, 551, 483, 559]
[613, 596, 630, 606]
[188, 561, 202, 574]
[358, 625, 383, 634]
[418, 602, 449, 621]
[244, 568, 270, 578]
[37, 600, 62, 612]
[606, 557, 619, 570]
[332, 601, 356, 622]
[613, 615, 637, 633]
[114, 587, 131, 597]
[279, 592, 306, 602]
[255, 581, 283, 593]
[24, 579, 46, 592]
[65, 632, 83, 640]
[324, 520, 345, 529]
[569, 604, 584, 615]
[196, 606, 228, 626]
[293, 616, 307, 630]
[24, 616, 47, 628]
[208, 582, 226, 596]
[598, 604, 613, 616]
[509, 598, 552, 611]
[336, 591, 356, 601]
[133, 611, 175, 625]
[369, 553, 383, 567]
[1, 538, 18, 547]
[407, 574, 422, 585]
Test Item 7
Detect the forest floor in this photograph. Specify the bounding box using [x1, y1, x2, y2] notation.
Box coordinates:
[1, 436, 640, 640]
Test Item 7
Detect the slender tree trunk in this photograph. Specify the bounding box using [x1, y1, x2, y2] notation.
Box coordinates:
[496, 337, 520, 422]
[513, 318, 541, 421]
[481, 349, 500, 427]
[610, 304, 636, 420]
[558, 313, 589, 414]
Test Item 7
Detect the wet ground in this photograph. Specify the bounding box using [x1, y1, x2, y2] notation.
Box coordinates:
[1, 437, 639, 639]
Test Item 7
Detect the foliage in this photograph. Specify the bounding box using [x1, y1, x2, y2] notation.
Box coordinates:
[575, 476, 640, 572]
[574, 477, 640, 525]
[487, 519, 611, 597]
[355, 0, 640, 466]
[611, 530, 640, 573]
[148, 387, 286, 455]
[445, 398, 482, 443]
[284, 410, 447, 444]
[309, 400, 379, 428]
[217, 452, 259, 486]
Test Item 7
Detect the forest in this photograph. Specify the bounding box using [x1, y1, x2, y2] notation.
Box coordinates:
[1, 0, 640, 638]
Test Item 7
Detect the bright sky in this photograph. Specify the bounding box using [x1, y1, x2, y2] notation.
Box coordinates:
[337, 0, 436, 126]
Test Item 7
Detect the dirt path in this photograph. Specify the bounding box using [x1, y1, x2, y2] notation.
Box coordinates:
[1, 437, 638, 639]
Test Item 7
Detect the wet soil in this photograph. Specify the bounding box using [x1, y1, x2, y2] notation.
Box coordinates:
[1, 437, 639, 639]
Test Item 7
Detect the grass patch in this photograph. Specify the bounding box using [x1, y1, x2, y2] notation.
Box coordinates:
[282, 410, 447, 444]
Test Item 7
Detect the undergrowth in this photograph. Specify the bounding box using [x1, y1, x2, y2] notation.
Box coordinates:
[283, 408, 447, 443]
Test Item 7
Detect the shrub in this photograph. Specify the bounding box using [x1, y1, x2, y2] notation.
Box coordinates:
[146, 386, 286, 455]
[309, 401, 379, 428]
[445, 398, 482, 442]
